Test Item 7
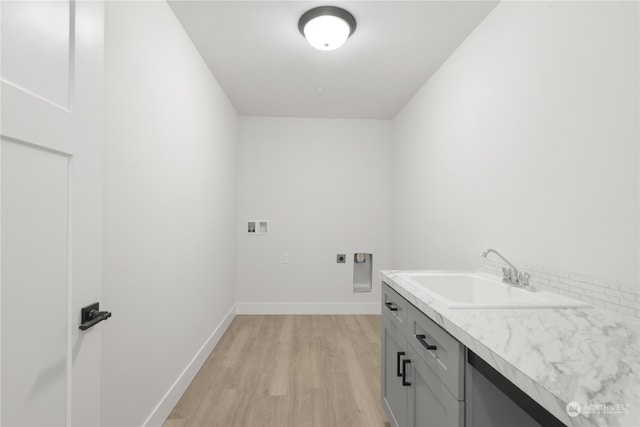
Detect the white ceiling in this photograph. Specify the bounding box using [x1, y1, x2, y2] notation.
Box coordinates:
[168, 1, 498, 119]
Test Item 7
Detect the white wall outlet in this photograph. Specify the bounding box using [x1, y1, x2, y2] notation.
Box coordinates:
[282, 253, 289, 264]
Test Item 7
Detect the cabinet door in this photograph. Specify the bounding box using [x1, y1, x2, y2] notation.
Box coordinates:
[407, 347, 464, 427]
[408, 304, 464, 399]
[382, 315, 409, 427]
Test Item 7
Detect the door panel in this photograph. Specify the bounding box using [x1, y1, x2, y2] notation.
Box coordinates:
[1, 0, 71, 109]
[1, 139, 70, 426]
[1, 1, 104, 425]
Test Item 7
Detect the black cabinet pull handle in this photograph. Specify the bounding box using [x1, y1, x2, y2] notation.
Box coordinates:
[416, 334, 437, 351]
[402, 359, 412, 386]
[385, 302, 398, 311]
[396, 351, 405, 377]
[79, 302, 112, 331]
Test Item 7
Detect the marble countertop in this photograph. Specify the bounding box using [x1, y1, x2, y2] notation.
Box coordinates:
[380, 270, 640, 427]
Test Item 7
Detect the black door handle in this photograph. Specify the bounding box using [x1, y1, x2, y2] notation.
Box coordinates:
[396, 351, 405, 377]
[416, 334, 437, 351]
[402, 359, 412, 386]
[79, 302, 112, 330]
[385, 302, 398, 311]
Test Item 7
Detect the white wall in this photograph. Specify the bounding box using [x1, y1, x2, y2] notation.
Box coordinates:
[236, 117, 392, 313]
[102, 2, 237, 425]
[392, 1, 639, 288]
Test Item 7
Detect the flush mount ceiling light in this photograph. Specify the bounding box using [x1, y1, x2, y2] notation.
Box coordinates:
[298, 6, 356, 51]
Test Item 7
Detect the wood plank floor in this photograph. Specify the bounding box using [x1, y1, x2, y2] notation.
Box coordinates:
[164, 315, 389, 427]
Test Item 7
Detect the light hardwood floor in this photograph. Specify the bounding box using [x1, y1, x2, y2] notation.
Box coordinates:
[164, 315, 389, 427]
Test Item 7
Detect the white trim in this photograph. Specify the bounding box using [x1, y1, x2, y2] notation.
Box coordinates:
[143, 305, 236, 427]
[0, 79, 72, 114]
[65, 155, 73, 427]
[236, 302, 381, 315]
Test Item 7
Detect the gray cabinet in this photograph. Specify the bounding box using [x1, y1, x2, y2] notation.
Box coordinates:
[382, 281, 563, 427]
[407, 304, 464, 400]
[382, 282, 464, 427]
[382, 283, 409, 336]
[382, 315, 408, 427]
[407, 345, 464, 427]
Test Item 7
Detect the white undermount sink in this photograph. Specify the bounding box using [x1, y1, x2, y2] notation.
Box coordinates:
[398, 271, 592, 309]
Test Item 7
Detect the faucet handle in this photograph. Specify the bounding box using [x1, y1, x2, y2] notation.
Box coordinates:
[501, 267, 510, 280]
[518, 272, 531, 286]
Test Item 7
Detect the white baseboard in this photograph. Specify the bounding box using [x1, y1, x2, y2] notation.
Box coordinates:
[236, 302, 381, 315]
[143, 304, 236, 427]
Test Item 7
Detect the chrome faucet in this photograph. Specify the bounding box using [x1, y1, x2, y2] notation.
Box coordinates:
[482, 249, 532, 289]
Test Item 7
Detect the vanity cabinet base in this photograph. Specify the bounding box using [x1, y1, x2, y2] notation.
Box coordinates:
[381, 281, 564, 427]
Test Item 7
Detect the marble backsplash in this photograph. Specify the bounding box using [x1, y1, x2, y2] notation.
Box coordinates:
[478, 257, 640, 319]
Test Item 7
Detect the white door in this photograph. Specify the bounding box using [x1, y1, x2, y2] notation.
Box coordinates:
[1, 1, 104, 425]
